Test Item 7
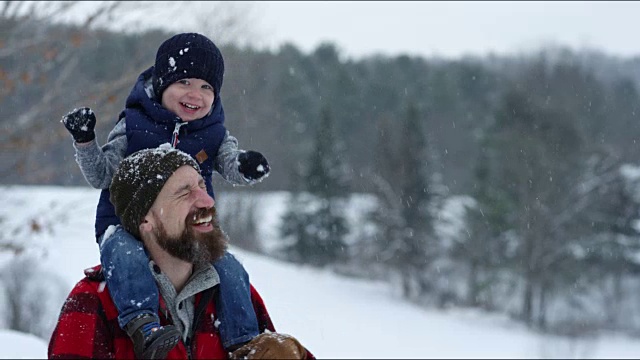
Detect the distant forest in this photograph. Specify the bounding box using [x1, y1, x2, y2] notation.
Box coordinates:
[5, 7, 640, 337]
[3, 14, 640, 194]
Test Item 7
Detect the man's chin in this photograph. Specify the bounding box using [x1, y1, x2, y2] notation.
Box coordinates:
[193, 226, 228, 263]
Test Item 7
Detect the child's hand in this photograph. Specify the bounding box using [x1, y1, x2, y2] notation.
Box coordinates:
[61, 107, 96, 143]
[238, 150, 270, 182]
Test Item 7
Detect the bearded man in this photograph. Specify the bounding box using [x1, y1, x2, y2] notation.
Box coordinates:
[48, 146, 311, 359]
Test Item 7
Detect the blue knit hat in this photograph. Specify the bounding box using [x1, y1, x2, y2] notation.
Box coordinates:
[153, 33, 224, 100]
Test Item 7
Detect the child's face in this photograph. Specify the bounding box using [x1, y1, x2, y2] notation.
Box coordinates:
[161, 78, 215, 122]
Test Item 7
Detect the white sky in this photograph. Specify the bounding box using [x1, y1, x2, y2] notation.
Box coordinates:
[3, 185, 640, 358]
[43, 1, 640, 60]
[251, 1, 640, 59]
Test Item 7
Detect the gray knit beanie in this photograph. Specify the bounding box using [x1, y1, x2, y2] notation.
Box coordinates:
[110, 145, 200, 239]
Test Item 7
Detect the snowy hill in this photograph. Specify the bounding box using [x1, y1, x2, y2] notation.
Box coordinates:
[1, 185, 640, 358]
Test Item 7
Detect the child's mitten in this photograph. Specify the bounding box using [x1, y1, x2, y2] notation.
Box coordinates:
[61, 107, 96, 143]
[238, 150, 270, 181]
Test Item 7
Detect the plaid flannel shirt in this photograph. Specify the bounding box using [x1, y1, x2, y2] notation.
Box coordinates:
[48, 264, 285, 359]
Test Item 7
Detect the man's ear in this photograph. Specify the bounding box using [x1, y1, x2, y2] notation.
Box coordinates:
[139, 214, 154, 235]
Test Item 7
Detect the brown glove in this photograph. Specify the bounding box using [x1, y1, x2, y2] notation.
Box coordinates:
[229, 332, 307, 359]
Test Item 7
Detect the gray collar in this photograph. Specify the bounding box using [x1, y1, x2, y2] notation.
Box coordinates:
[149, 260, 220, 340]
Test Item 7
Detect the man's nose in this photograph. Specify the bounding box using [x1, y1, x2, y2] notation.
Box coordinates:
[194, 187, 214, 208]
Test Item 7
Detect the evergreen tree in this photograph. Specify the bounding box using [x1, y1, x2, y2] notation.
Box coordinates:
[460, 147, 514, 309]
[576, 163, 640, 326]
[367, 102, 435, 300]
[279, 106, 350, 266]
[396, 102, 436, 299]
[476, 83, 586, 328]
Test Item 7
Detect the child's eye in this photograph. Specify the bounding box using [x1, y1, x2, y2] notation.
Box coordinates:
[202, 84, 213, 91]
[178, 79, 190, 85]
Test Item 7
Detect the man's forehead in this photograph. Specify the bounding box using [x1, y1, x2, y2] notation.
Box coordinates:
[162, 166, 202, 191]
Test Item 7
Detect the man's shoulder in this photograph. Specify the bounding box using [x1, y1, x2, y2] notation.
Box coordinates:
[65, 265, 107, 296]
[49, 267, 122, 359]
[61, 265, 118, 317]
[83, 264, 106, 281]
[63, 265, 106, 296]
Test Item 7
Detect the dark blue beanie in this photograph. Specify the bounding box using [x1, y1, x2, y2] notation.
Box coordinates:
[153, 33, 224, 100]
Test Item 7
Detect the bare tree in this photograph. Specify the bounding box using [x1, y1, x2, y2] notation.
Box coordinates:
[0, 1, 151, 182]
[0, 1, 161, 137]
[0, 1, 262, 184]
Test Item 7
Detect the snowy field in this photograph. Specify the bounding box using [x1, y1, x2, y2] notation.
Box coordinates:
[1, 185, 640, 359]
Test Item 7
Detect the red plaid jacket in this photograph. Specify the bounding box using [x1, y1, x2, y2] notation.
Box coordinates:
[48, 265, 312, 359]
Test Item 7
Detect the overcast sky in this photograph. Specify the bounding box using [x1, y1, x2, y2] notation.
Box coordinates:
[249, 1, 640, 59]
[50, 1, 640, 60]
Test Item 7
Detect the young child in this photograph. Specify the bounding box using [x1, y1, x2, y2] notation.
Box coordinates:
[61, 33, 268, 359]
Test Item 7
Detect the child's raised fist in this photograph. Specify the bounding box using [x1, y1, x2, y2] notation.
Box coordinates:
[61, 107, 97, 143]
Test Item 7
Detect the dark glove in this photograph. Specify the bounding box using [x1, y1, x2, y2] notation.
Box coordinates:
[238, 150, 270, 181]
[229, 332, 307, 359]
[61, 107, 96, 143]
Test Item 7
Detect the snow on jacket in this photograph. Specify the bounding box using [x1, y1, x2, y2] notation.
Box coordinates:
[48, 264, 314, 359]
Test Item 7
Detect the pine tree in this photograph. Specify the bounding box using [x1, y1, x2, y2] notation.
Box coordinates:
[367, 102, 435, 300]
[279, 106, 351, 267]
[396, 102, 435, 298]
[474, 85, 586, 327]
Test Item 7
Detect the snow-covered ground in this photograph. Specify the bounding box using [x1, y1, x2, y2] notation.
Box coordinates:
[1, 185, 640, 358]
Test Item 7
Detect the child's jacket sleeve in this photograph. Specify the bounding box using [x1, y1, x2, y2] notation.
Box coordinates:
[214, 130, 258, 185]
[73, 119, 128, 189]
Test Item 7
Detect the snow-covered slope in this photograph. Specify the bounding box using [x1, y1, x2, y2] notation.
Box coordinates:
[1, 185, 640, 358]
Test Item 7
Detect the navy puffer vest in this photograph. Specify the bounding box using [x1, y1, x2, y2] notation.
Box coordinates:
[94, 66, 227, 239]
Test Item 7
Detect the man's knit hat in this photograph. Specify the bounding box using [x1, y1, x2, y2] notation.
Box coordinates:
[153, 32, 225, 100]
[110, 144, 200, 239]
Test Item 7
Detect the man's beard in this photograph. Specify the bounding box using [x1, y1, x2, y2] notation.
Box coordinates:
[154, 206, 228, 265]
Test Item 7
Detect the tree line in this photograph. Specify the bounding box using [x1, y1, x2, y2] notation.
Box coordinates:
[4, 11, 640, 337]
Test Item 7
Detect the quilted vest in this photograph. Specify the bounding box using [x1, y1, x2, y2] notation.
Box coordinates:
[94, 66, 226, 239]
